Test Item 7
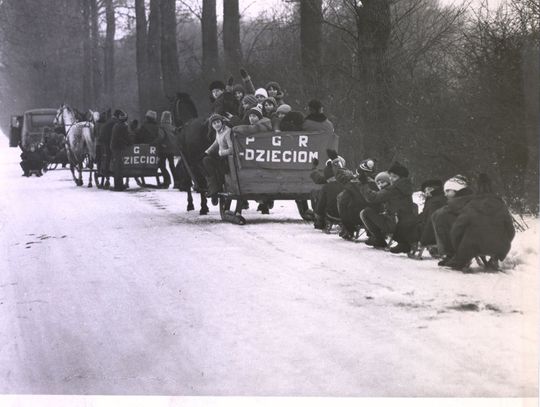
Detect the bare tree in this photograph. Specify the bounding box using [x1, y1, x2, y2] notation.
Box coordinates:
[89, 0, 101, 104]
[81, 0, 93, 109]
[135, 0, 149, 114]
[300, 0, 322, 91]
[202, 0, 219, 79]
[160, 0, 181, 98]
[104, 0, 115, 107]
[147, 0, 163, 108]
[223, 0, 242, 75]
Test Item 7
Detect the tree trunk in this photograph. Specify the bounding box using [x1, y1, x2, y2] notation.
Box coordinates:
[135, 0, 149, 115]
[90, 0, 101, 105]
[355, 0, 393, 162]
[104, 0, 115, 108]
[81, 0, 92, 109]
[202, 0, 219, 80]
[223, 0, 241, 75]
[147, 0, 163, 109]
[160, 0, 181, 98]
[300, 0, 322, 92]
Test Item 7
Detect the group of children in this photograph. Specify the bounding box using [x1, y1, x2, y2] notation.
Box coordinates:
[308, 153, 516, 273]
[200, 70, 516, 273]
[202, 69, 337, 211]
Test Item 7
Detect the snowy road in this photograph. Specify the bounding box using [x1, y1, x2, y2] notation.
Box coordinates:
[0, 141, 537, 397]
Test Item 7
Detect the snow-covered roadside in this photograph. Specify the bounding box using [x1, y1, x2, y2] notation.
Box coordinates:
[0, 137, 538, 397]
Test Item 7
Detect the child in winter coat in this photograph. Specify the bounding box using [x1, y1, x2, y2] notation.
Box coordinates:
[265, 81, 285, 105]
[209, 80, 239, 119]
[413, 179, 447, 256]
[203, 114, 234, 199]
[359, 162, 417, 250]
[232, 106, 272, 136]
[254, 88, 268, 105]
[446, 174, 515, 272]
[336, 159, 379, 240]
[311, 155, 346, 230]
[432, 175, 475, 266]
[240, 95, 258, 122]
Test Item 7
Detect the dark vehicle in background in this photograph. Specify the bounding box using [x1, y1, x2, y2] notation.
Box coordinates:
[10, 108, 58, 149]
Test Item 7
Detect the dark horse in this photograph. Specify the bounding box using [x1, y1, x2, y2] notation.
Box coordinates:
[171, 92, 211, 215]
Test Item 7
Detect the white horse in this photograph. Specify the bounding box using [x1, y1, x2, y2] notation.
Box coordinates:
[54, 104, 96, 187]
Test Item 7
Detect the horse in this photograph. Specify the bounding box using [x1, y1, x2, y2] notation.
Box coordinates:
[54, 104, 96, 187]
[171, 92, 210, 215]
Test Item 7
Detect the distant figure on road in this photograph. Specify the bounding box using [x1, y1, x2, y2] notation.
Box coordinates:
[110, 111, 132, 191]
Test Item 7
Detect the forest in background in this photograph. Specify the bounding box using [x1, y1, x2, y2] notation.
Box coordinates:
[0, 0, 538, 211]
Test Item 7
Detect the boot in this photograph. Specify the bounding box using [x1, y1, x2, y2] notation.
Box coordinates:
[437, 255, 453, 267]
[365, 236, 387, 248]
[206, 176, 220, 197]
[390, 242, 411, 254]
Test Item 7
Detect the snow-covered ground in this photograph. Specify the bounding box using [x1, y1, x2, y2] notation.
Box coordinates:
[0, 138, 538, 400]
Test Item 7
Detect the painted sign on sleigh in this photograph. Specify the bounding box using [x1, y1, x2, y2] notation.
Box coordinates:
[219, 130, 337, 224]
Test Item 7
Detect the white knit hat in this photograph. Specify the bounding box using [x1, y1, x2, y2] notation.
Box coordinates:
[444, 175, 468, 192]
[254, 88, 268, 98]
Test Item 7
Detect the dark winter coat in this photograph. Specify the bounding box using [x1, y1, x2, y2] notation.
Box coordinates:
[110, 121, 133, 151]
[211, 91, 239, 117]
[418, 190, 447, 246]
[431, 187, 475, 256]
[451, 193, 515, 263]
[136, 119, 162, 145]
[98, 117, 117, 148]
[337, 178, 380, 233]
[233, 117, 272, 136]
[360, 177, 416, 223]
[159, 124, 180, 155]
[302, 113, 338, 151]
[316, 181, 345, 219]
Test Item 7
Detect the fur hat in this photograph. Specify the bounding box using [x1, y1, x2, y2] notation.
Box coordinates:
[208, 113, 227, 124]
[444, 174, 469, 192]
[254, 88, 268, 98]
[420, 179, 443, 192]
[375, 171, 391, 185]
[357, 158, 375, 173]
[145, 110, 157, 120]
[308, 99, 322, 112]
[388, 161, 409, 178]
[276, 104, 292, 115]
[233, 84, 245, 94]
[209, 80, 226, 92]
[265, 81, 282, 92]
[247, 106, 263, 120]
[113, 109, 123, 118]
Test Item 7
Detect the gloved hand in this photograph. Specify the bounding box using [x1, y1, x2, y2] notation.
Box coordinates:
[311, 158, 319, 169]
[326, 149, 338, 160]
[357, 170, 368, 184]
[240, 68, 249, 79]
